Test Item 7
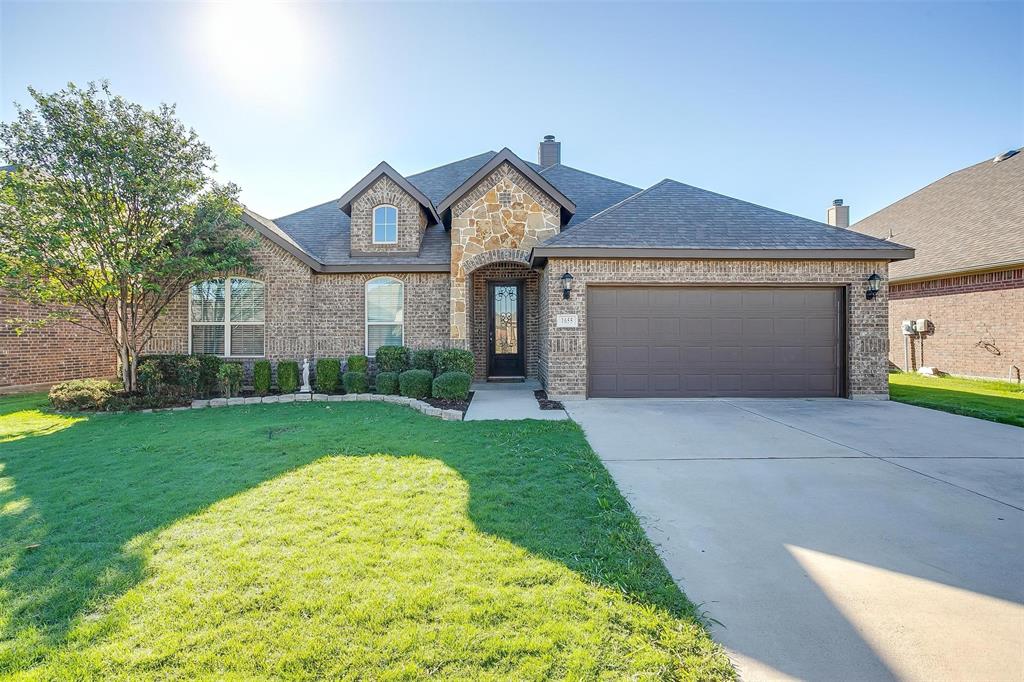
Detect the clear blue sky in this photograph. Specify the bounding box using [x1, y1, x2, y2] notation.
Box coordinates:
[2, 1, 1021, 223]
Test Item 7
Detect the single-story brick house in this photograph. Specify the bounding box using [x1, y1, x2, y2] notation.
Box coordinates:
[148, 137, 912, 399]
[850, 148, 1022, 382]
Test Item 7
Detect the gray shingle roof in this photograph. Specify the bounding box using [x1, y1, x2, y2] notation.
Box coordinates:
[535, 179, 912, 258]
[850, 149, 1024, 281]
[538, 164, 640, 227]
[270, 151, 639, 268]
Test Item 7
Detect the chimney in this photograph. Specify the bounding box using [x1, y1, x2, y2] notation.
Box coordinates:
[827, 198, 849, 228]
[538, 134, 561, 168]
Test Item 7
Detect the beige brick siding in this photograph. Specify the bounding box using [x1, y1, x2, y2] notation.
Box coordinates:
[539, 258, 891, 398]
[349, 175, 427, 255]
[148, 234, 450, 379]
[887, 268, 1023, 380]
[470, 262, 539, 380]
[0, 289, 116, 390]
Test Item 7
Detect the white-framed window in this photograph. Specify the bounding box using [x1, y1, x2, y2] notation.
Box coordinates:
[365, 276, 404, 354]
[189, 277, 266, 357]
[373, 204, 398, 244]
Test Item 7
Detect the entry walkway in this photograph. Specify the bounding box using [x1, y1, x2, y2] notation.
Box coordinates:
[464, 379, 568, 421]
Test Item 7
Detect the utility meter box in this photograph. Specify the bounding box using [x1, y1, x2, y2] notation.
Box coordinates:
[901, 320, 915, 335]
[915, 319, 930, 333]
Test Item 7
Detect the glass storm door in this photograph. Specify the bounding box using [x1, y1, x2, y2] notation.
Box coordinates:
[488, 282, 525, 377]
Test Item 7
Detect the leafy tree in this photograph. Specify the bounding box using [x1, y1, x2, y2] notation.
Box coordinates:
[0, 81, 256, 391]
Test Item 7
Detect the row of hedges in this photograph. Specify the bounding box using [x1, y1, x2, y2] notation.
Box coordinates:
[49, 347, 476, 411]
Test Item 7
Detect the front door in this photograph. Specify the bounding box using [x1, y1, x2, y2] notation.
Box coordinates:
[488, 281, 525, 378]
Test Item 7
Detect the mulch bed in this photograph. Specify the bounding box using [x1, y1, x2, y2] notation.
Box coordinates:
[423, 392, 474, 415]
[534, 390, 564, 410]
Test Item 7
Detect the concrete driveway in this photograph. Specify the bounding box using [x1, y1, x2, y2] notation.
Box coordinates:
[566, 399, 1024, 682]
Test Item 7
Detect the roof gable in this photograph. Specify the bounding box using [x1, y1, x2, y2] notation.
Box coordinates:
[337, 161, 441, 225]
[435, 148, 576, 226]
[851, 149, 1024, 281]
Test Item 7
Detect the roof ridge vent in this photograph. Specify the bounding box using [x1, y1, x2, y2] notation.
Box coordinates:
[992, 149, 1019, 163]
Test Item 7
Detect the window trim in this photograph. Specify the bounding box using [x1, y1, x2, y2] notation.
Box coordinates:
[372, 204, 398, 244]
[365, 276, 405, 355]
[188, 276, 266, 358]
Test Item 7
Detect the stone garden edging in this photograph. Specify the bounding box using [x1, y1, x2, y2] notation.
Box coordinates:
[187, 393, 464, 421]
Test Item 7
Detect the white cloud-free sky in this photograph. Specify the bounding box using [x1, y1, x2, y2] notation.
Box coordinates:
[2, 1, 1021, 222]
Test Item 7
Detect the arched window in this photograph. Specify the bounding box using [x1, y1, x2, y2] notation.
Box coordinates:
[189, 277, 265, 357]
[365, 277, 404, 354]
[373, 205, 398, 244]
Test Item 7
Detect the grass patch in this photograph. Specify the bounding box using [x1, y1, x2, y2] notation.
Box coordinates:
[889, 372, 1024, 427]
[0, 394, 731, 680]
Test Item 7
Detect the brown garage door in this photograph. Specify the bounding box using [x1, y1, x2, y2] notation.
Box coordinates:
[587, 286, 843, 398]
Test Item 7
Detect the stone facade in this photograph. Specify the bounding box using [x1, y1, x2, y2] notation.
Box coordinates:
[539, 258, 891, 399]
[469, 262, 540, 380]
[148, 232, 450, 380]
[349, 175, 428, 255]
[887, 267, 1023, 381]
[449, 162, 560, 344]
[0, 289, 116, 391]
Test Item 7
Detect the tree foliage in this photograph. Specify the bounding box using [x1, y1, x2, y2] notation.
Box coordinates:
[0, 81, 256, 390]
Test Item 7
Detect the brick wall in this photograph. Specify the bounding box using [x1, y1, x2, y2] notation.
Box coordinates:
[470, 262, 539, 380]
[148, 233, 450, 380]
[1, 289, 115, 390]
[540, 258, 891, 399]
[887, 268, 1023, 380]
[349, 175, 427, 255]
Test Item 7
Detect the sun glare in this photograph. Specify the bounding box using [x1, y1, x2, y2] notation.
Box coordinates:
[196, 0, 315, 104]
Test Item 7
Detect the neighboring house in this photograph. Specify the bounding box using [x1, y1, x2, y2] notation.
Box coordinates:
[135, 136, 911, 399]
[850, 148, 1023, 382]
[0, 164, 116, 392]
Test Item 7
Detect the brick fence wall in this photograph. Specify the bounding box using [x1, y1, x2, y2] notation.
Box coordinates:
[887, 268, 1023, 381]
[0, 289, 115, 390]
[540, 258, 891, 399]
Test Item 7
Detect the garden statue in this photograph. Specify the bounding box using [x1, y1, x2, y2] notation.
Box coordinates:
[300, 357, 312, 393]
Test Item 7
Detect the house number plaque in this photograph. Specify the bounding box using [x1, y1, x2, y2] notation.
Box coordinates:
[556, 314, 579, 328]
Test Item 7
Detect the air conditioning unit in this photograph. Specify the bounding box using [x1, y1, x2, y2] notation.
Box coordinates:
[901, 320, 915, 335]
[915, 319, 930, 333]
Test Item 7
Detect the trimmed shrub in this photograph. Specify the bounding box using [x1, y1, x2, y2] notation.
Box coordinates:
[218, 362, 243, 397]
[253, 360, 272, 396]
[346, 354, 368, 373]
[195, 355, 223, 397]
[277, 360, 300, 393]
[376, 345, 410, 373]
[316, 358, 341, 393]
[432, 371, 471, 400]
[49, 379, 118, 411]
[177, 356, 202, 397]
[399, 369, 432, 400]
[137, 354, 209, 397]
[435, 348, 474, 376]
[411, 349, 437, 374]
[137, 359, 164, 397]
[342, 371, 369, 394]
[375, 371, 400, 395]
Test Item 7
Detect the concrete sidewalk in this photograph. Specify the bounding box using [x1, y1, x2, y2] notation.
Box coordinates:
[568, 398, 1024, 681]
[464, 380, 568, 421]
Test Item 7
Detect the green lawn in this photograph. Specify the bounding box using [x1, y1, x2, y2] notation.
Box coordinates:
[889, 372, 1024, 427]
[0, 394, 732, 680]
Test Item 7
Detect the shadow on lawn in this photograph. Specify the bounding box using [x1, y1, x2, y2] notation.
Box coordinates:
[890, 383, 1024, 427]
[0, 400, 695, 669]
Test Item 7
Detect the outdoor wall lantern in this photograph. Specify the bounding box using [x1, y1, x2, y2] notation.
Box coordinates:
[865, 273, 881, 300]
[560, 272, 574, 300]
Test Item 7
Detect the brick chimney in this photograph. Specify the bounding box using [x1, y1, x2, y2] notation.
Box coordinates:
[827, 199, 849, 228]
[538, 135, 561, 168]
